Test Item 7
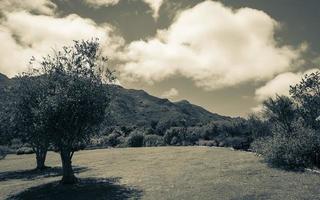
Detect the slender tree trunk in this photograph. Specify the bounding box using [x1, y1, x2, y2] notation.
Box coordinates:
[60, 150, 77, 184]
[35, 147, 48, 170]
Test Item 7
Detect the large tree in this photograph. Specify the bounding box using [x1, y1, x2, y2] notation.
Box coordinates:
[290, 71, 320, 130]
[34, 39, 112, 184]
[0, 89, 12, 146]
[0, 75, 15, 146]
[13, 75, 51, 169]
[262, 95, 297, 135]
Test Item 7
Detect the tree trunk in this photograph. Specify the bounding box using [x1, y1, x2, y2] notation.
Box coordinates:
[35, 147, 48, 170]
[60, 150, 77, 184]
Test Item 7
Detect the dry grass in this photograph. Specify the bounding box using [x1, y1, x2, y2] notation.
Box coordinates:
[1, 147, 320, 200]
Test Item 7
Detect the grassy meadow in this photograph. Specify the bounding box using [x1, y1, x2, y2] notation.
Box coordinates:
[1, 147, 320, 200]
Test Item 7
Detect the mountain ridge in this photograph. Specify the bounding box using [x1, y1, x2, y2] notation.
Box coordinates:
[0, 73, 230, 129]
[105, 84, 229, 128]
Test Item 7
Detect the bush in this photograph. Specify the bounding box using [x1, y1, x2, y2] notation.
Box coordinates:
[10, 138, 23, 150]
[72, 142, 86, 151]
[16, 147, 34, 155]
[224, 137, 251, 150]
[105, 133, 122, 147]
[185, 128, 202, 145]
[198, 140, 217, 147]
[246, 114, 272, 140]
[163, 127, 187, 146]
[144, 135, 164, 147]
[116, 136, 126, 147]
[251, 127, 320, 169]
[127, 132, 144, 147]
[0, 146, 10, 159]
[89, 133, 126, 148]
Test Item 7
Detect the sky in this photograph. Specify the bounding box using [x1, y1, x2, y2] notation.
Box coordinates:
[0, 0, 319, 117]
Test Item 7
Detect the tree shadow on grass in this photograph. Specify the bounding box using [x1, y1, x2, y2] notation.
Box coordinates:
[263, 161, 307, 173]
[0, 166, 88, 182]
[255, 158, 306, 173]
[7, 177, 143, 200]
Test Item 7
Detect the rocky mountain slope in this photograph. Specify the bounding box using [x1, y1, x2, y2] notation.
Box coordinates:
[106, 85, 229, 127]
[0, 73, 229, 129]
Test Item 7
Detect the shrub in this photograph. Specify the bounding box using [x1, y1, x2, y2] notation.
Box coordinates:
[163, 127, 186, 145]
[16, 147, 34, 155]
[105, 133, 122, 147]
[198, 140, 217, 147]
[10, 138, 23, 150]
[170, 136, 179, 145]
[72, 142, 86, 152]
[0, 146, 11, 159]
[185, 128, 202, 145]
[144, 135, 164, 147]
[251, 127, 320, 169]
[89, 137, 105, 148]
[246, 114, 272, 140]
[224, 137, 251, 150]
[127, 132, 144, 147]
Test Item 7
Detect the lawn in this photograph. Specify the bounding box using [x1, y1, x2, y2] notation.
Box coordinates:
[0, 147, 320, 200]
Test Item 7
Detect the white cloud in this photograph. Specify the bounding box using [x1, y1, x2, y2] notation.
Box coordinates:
[251, 104, 264, 113]
[142, 0, 163, 19]
[0, 0, 57, 15]
[82, 0, 164, 19]
[119, 1, 304, 90]
[255, 72, 300, 102]
[254, 68, 319, 102]
[161, 88, 179, 99]
[0, 11, 124, 77]
[84, 0, 120, 8]
[0, 26, 35, 77]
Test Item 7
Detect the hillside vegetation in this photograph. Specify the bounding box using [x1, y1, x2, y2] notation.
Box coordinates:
[0, 73, 229, 129]
[1, 72, 249, 151]
[106, 85, 229, 127]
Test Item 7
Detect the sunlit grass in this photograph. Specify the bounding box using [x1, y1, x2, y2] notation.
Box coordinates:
[1, 147, 320, 199]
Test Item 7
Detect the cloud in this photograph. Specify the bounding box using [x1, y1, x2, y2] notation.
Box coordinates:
[0, 11, 124, 77]
[161, 88, 179, 99]
[0, 0, 57, 15]
[119, 1, 304, 90]
[82, 0, 164, 19]
[142, 0, 163, 19]
[254, 72, 300, 102]
[254, 68, 319, 102]
[251, 68, 319, 113]
[83, 0, 120, 8]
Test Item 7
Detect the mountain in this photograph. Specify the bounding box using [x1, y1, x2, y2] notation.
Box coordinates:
[105, 85, 229, 128]
[0, 73, 229, 129]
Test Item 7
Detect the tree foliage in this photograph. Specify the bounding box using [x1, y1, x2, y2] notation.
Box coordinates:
[16, 39, 112, 183]
[254, 71, 320, 169]
[290, 71, 320, 130]
[12, 75, 51, 169]
[262, 95, 297, 134]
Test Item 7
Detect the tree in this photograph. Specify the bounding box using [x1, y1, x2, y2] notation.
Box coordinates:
[28, 39, 113, 184]
[290, 71, 320, 130]
[262, 95, 297, 135]
[0, 76, 15, 146]
[246, 114, 272, 140]
[252, 72, 320, 169]
[13, 75, 51, 169]
[0, 91, 12, 146]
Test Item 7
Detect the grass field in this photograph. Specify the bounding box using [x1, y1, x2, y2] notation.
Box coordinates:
[1, 147, 320, 200]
